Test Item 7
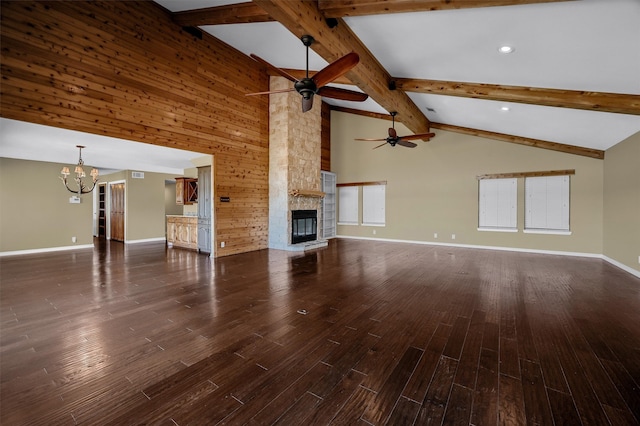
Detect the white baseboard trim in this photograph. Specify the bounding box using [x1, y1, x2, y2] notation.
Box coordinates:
[125, 237, 167, 244]
[602, 255, 640, 279]
[0, 244, 94, 257]
[336, 235, 640, 278]
[336, 235, 601, 258]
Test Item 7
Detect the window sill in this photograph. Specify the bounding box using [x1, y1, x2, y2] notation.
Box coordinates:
[477, 227, 518, 233]
[363, 223, 385, 227]
[524, 229, 572, 235]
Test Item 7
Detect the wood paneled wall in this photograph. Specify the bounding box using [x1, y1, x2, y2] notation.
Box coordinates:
[0, 1, 270, 256]
[321, 100, 331, 171]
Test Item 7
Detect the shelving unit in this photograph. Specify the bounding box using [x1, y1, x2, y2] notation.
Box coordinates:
[321, 171, 336, 239]
[175, 177, 198, 205]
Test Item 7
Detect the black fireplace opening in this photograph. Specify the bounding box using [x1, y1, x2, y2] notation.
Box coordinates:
[291, 209, 317, 244]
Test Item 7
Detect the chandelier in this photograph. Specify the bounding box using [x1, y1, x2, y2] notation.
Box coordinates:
[60, 145, 99, 194]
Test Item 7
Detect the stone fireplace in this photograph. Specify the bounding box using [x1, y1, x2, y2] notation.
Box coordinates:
[291, 209, 318, 244]
[268, 76, 328, 251]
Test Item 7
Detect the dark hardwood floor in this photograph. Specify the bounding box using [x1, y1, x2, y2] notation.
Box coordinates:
[1, 238, 639, 425]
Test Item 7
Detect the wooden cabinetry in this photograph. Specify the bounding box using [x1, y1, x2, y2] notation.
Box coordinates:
[197, 166, 212, 254]
[166, 216, 198, 250]
[175, 177, 198, 205]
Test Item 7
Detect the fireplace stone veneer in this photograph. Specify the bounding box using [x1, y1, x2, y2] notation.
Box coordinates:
[268, 76, 328, 251]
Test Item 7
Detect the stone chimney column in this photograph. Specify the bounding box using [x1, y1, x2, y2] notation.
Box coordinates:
[268, 76, 322, 250]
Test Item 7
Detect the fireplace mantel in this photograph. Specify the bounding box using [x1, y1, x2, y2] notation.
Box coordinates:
[288, 189, 325, 198]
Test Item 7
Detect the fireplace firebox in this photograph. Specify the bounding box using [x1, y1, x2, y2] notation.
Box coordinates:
[291, 210, 317, 244]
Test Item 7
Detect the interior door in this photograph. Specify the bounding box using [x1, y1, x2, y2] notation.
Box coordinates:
[110, 182, 125, 242]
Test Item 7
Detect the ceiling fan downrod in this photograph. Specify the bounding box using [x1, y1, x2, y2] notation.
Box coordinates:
[301, 35, 314, 80]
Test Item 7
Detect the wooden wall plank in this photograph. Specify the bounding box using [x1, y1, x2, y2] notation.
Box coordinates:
[0, 0, 270, 257]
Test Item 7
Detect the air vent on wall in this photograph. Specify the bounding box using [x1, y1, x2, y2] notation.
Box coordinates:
[132, 171, 144, 179]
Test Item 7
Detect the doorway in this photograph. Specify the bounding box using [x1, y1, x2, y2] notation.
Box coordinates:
[97, 183, 107, 238]
[110, 182, 125, 242]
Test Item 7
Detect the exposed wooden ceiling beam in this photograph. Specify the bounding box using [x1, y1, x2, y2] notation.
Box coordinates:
[172, 3, 272, 26]
[170, 1, 574, 26]
[318, 0, 576, 17]
[394, 79, 640, 115]
[278, 71, 640, 115]
[430, 122, 604, 159]
[329, 105, 604, 159]
[253, 0, 431, 136]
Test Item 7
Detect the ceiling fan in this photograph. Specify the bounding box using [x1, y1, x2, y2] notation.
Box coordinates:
[246, 35, 368, 112]
[355, 112, 436, 149]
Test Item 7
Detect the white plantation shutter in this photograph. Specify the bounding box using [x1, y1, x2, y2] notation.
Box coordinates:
[478, 178, 517, 231]
[525, 175, 570, 232]
[338, 186, 358, 225]
[362, 184, 385, 226]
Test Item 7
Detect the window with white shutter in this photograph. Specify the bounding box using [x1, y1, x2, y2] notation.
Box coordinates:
[478, 178, 517, 232]
[525, 175, 570, 234]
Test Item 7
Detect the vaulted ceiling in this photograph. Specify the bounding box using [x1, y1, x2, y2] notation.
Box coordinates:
[156, 0, 640, 159]
[2, 1, 639, 171]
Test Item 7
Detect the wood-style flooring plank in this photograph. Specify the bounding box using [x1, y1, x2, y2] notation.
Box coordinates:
[1, 239, 639, 425]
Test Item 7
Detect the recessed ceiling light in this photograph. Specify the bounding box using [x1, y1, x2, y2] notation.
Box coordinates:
[498, 45, 514, 54]
[501, 106, 510, 111]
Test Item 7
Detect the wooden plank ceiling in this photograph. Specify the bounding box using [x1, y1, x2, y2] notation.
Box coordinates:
[172, 0, 640, 159]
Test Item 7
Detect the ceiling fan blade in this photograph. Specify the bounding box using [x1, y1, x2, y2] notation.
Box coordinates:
[396, 140, 417, 148]
[317, 86, 368, 102]
[388, 127, 397, 139]
[302, 95, 314, 112]
[373, 142, 388, 150]
[250, 54, 298, 82]
[354, 137, 387, 141]
[245, 88, 296, 97]
[312, 52, 359, 88]
[397, 133, 436, 141]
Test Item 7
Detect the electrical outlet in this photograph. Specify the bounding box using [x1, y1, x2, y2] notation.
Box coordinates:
[71, 236, 77, 243]
[434, 233, 438, 239]
[451, 234, 456, 240]
[220, 242, 225, 248]
[373, 229, 376, 235]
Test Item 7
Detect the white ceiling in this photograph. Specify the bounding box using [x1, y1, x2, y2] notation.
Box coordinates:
[158, 0, 640, 151]
[2, 0, 639, 171]
[0, 118, 202, 175]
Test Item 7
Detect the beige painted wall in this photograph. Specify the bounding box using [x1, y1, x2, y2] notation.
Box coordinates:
[331, 111, 604, 255]
[124, 171, 176, 241]
[98, 170, 181, 242]
[0, 158, 94, 251]
[0, 158, 181, 252]
[603, 131, 640, 271]
[165, 182, 183, 217]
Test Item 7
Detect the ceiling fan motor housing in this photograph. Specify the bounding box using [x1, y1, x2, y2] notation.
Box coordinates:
[294, 78, 317, 99]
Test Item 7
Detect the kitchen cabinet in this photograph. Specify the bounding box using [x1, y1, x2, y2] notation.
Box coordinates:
[175, 177, 197, 205]
[166, 215, 197, 250]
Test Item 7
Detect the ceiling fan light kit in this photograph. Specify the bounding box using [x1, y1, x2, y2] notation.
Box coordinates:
[246, 35, 368, 112]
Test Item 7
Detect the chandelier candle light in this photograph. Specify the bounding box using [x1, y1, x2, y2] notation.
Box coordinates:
[60, 145, 99, 194]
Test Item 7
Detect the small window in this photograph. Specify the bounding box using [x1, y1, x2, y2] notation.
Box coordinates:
[338, 186, 358, 225]
[478, 178, 517, 232]
[525, 175, 570, 234]
[362, 184, 385, 226]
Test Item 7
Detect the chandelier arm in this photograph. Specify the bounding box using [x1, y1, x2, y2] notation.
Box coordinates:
[60, 176, 98, 194]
